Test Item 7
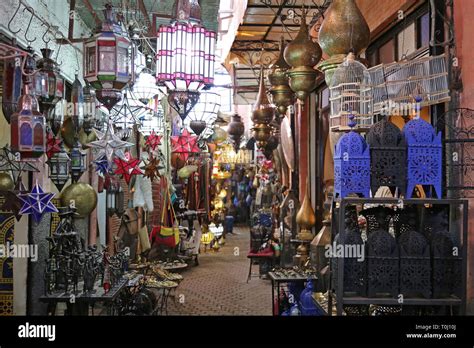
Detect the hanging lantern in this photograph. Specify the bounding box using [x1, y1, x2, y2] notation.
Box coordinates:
[82, 83, 96, 135]
[71, 75, 84, 133]
[185, 91, 220, 138]
[84, 4, 133, 111]
[252, 67, 274, 149]
[268, 37, 294, 119]
[106, 182, 124, 217]
[70, 141, 87, 183]
[36, 48, 65, 120]
[106, 184, 116, 216]
[132, 72, 162, 105]
[284, 9, 322, 104]
[318, 0, 370, 85]
[227, 113, 245, 152]
[156, 0, 216, 120]
[10, 51, 46, 158]
[2, 54, 23, 123]
[110, 89, 147, 138]
[48, 143, 70, 191]
[61, 182, 97, 217]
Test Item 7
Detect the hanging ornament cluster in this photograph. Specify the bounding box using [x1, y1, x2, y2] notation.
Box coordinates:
[18, 182, 58, 223]
[145, 130, 162, 151]
[252, 67, 275, 149]
[268, 37, 294, 120]
[114, 152, 143, 184]
[171, 129, 200, 167]
[283, 8, 322, 104]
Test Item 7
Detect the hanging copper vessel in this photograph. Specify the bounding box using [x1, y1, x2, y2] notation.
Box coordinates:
[318, 0, 370, 85]
[284, 9, 322, 104]
[189, 119, 207, 136]
[268, 37, 294, 119]
[227, 113, 245, 152]
[60, 182, 97, 218]
[296, 180, 316, 241]
[252, 67, 274, 149]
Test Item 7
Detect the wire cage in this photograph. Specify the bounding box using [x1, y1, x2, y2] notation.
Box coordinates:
[369, 54, 450, 114]
[184, 91, 221, 139]
[329, 53, 373, 131]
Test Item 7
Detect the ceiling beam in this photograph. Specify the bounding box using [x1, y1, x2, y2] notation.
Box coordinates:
[68, 0, 76, 40]
[82, 0, 101, 26]
[262, 0, 288, 42]
[138, 0, 153, 35]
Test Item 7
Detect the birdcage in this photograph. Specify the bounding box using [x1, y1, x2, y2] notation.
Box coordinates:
[329, 53, 373, 131]
[369, 54, 450, 114]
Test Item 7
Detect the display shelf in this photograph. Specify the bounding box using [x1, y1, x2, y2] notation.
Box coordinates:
[331, 197, 468, 316]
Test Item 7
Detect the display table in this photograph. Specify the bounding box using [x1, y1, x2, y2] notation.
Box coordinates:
[40, 276, 130, 315]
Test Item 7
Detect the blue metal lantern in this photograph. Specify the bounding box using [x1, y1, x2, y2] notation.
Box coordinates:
[334, 114, 370, 198]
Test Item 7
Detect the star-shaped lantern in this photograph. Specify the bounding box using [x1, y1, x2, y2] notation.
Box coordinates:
[145, 130, 162, 151]
[171, 129, 200, 162]
[93, 154, 112, 176]
[18, 182, 58, 223]
[46, 131, 62, 159]
[88, 119, 134, 164]
[0, 146, 39, 184]
[1, 180, 28, 221]
[114, 152, 143, 184]
[143, 155, 163, 182]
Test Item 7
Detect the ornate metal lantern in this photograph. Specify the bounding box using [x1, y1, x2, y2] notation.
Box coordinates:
[10, 51, 46, 158]
[367, 118, 406, 196]
[156, 0, 216, 120]
[227, 113, 245, 152]
[132, 71, 162, 105]
[2, 54, 23, 123]
[283, 9, 322, 104]
[82, 83, 96, 135]
[48, 143, 70, 191]
[36, 48, 65, 121]
[184, 91, 220, 138]
[70, 141, 87, 183]
[106, 181, 124, 216]
[268, 37, 294, 119]
[110, 89, 148, 139]
[334, 114, 370, 198]
[84, 4, 133, 111]
[403, 103, 442, 198]
[71, 75, 84, 133]
[252, 67, 274, 149]
[318, 0, 370, 85]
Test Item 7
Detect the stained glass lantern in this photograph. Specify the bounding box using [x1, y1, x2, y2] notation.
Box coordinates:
[70, 141, 87, 183]
[48, 144, 70, 191]
[156, 0, 216, 120]
[403, 102, 442, 198]
[184, 91, 220, 138]
[334, 114, 370, 198]
[84, 4, 133, 111]
[35, 48, 65, 121]
[132, 72, 162, 105]
[10, 52, 46, 158]
[2, 54, 23, 123]
[367, 118, 406, 196]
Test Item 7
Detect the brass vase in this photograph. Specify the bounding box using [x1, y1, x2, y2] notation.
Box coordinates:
[318, 0, 370, 84]
[60, 182, 98, 218]
[252, 67, 274, 149]
[296, 180, 316, 241]
[284, 9, 322, 104]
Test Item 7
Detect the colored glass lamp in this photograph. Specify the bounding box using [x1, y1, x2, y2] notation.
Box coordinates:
[84, 4, 133, 111]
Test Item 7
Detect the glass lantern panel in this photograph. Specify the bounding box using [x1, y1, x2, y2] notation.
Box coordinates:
[99, 45, 116, 73]
[117, 46, 129, 75]
[87, 46, 96, 74]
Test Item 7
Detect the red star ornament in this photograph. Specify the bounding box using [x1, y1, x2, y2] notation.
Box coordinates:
[46, 131, 62, 159]
[171, 129, 200, 162]
[145, 130, 162, 151]
[113, 153, 143, 184]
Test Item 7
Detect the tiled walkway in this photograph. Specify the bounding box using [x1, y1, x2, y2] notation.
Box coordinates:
[166, 225, 272, 315]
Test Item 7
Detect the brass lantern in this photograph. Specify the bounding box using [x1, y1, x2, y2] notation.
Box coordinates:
[252, 67, 274, 149]
[318, 0, 370, 85]
[284, 9, 322, 104]
[227, 113, 245, 152]
[36, 48, 65, 121]
[84, 4, 133, 111]
[268, 37, 294, 120]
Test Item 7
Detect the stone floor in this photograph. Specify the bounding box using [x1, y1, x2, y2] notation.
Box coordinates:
[166, 225, 272, 316]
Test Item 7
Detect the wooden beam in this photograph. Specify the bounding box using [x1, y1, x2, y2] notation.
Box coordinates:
[82, 0, 101, 26]
[68, 0, 76, 40]
[138, 0, 153, 35]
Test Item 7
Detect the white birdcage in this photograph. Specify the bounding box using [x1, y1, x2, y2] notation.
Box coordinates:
[369, 54, 450, 114]
[329, 52, 373, 131]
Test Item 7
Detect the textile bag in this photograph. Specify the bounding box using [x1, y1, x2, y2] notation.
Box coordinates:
[151, 187, 180, 248]
[138, 214, 151, 253]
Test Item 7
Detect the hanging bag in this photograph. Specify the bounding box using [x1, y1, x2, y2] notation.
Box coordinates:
[151, 185, 180, 248]
[138, 212, 151, 253]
